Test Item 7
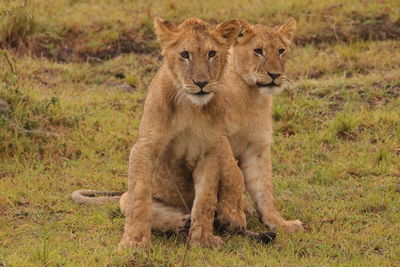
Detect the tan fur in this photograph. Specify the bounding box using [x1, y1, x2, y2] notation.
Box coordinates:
[222, 19, 304, 233]
[72, 190, 122, 205]
[118, 17, 244, 249]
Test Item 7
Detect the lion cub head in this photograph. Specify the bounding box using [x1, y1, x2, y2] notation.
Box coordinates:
[154, 17, 241, 105]
[230, 19, 296, 95]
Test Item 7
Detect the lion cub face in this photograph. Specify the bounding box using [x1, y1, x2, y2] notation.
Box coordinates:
[154, 17, 241, 105]
[231, 19, 296, 95]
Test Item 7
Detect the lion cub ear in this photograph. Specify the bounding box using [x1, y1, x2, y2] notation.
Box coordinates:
[213, 19, 241, 46]
[277, 18, 296, 45]
[154, 16, 179, 48]
[236, 19, 255, 45]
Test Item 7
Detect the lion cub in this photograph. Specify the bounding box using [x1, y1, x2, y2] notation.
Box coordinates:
[119, 17, 244, 249]
[222, 19, 304, 233]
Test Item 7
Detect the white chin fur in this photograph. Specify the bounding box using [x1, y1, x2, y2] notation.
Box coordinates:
[186, 93, 214, 105]
[258, 86, 282, 95]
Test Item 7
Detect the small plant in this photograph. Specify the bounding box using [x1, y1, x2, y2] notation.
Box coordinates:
[0, 50, 18, 86]
[125, 73, 139, 88]
[273, 103, 284, 121]
[327, 111, 361, 141]
[0, 0, 35, 49]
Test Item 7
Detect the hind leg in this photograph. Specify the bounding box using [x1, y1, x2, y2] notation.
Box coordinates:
[120, 192, 190, 233]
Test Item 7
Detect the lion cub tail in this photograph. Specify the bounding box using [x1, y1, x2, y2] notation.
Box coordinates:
[71, 190, 123, 205]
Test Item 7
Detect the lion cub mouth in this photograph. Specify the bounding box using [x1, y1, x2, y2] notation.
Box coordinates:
[256, 81, 278, 88]
[188, 90, 210, 96]
[186, 90, 214, 105]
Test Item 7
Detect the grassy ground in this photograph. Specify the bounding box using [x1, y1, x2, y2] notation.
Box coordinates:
[1, 0, 400, 266]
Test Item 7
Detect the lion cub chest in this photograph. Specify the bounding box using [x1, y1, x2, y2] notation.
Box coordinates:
[169, 126, 217, 169]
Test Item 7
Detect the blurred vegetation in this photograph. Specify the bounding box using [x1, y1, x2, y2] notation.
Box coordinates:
[0, 0, 399, 266]
[0, 0, 399, 61]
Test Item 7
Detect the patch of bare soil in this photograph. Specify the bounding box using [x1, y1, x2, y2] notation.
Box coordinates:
[34, 28, 156, 63]
[1, 25, 156, 63]
[295, 12, 400, 46]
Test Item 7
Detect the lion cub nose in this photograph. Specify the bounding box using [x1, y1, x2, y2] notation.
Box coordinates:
[267, 72, 281, 80]
[193, 80, 209, 89]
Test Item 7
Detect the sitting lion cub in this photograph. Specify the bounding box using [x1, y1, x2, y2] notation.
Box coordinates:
[118, 17, 245, 248]
[222, 19, 304, 233]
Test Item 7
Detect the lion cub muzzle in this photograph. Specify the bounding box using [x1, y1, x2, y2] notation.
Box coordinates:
[186, 79, 214, 105]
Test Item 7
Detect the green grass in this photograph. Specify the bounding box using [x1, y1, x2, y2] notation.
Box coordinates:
[1, 0, 400, 266]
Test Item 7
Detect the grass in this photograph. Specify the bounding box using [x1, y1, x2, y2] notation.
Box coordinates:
[1, 0, 400, 266]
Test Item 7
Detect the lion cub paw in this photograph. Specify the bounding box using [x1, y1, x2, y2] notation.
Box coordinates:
[281, 220, 304, 233]
[189, 224, 224, 248]
[216, 204, 247, 232]
[118, 231, 151, 250]
[189, 232, 224, 248]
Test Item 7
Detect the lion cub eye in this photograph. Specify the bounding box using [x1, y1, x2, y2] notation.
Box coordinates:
[254, 48, 263, 55]
[180, 51, 190, 59]
[278, 48, 285, 55]
[208, 50, 217, 58]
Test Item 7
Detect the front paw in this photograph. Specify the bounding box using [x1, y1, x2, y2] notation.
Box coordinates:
[189, 224, 224, 248]
[118, 230, 151, 250]
[216, 204, 247, 233]
[189, 232, 224, 248]
[280, 220, 304, 233]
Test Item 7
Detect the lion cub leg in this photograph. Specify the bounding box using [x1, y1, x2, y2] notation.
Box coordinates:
[120, 192, 190, 233]
[189, 150, 223, 247]
[119, 142, 154, 249]
[216, 137, 247, 232]
[240, 146, 304, 233]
